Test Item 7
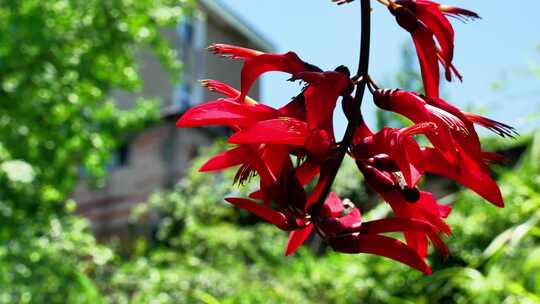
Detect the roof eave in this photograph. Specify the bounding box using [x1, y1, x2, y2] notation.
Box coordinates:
[198, 0, 275, 53]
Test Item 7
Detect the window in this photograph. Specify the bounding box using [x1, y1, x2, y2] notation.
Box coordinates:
[172, 82, 192, 110]
[110, 143, 130, 169]
[171, 13, 207, 110]
[177, 17, 194, 47]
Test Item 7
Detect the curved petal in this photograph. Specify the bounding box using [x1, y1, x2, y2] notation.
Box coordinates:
[239, 52, 310, 103]
[199, 146, 247, 172]
[200, 79, 241, 98]
[359, 217, 448, 257]
[412, 24, 440, 98]
[302, 71, 351, 131]
[320, 192, 344, 217]
[228, 118, 308, 146]
[208, 43, 263, 60]
[329, 233, 432, 274]
[421, 147, 504, 207]
[176, 99, 279, 128]
[225, 197, 288, 229]
[285, 224, 313, 256]
[464, 112, 517, 138]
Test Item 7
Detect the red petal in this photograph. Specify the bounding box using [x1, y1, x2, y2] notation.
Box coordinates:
[176, 99, 250, 127]
[200, 79, 259, 105]
[208, 43, 263, 60]
[464, 112, 517, 138]
[261, 145, 292, 183]
[412, 25, 440, 98]
[305, 167, 331, 212]
[404, 231, 429, 258]
[279, 95, 306, 121]
[243, 146, 279, 186]
[320, 192, 344, 217]
[176, 98, 279, 128]
[426, 97, 484, 160]
[199, 146, 247, 172]
[481, 152, 506, 165]
[377, 190, 450, 257]
[304, 129, 332, 157]
[303, 71, 350, 131]
[360, 217, 448, 257]
[296, 160, 320, 185]
[239, 52, 308, 103]
[416, 2, 455, 76]
[248, 160, 320, 202]
[417, 192, 452, 234]
[438, 204, 452, 218]
[358, 164, 396, 191]
[225, 197, 288, 229]
[353, 121, 374, 145]
[422, 147, 504, 207]
[439, 5, 480, 20]
[377, 90, 465, 165]
[329, 233, 432, 274]
[249, 190, 263, 200]
[200, 79, 241, 98]
[387, 129, 424, 187]
[228, 118, 308, 146]
[338, 208, 362, 230]
[284, 224, 313, 256]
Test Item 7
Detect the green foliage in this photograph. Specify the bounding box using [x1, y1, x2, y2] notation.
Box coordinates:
[0, 0, 191, 302]
[2, 1, 539, 302]
[103, 136, 540, 303]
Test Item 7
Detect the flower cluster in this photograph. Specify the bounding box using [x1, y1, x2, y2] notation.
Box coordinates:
[176, 0, 515, 274]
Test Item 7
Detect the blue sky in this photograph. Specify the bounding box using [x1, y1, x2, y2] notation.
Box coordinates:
[219, 0, 540, 136]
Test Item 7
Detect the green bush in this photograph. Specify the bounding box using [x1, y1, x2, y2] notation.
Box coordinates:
[102, 136, 540, 303]
[0, 1, 191, 302]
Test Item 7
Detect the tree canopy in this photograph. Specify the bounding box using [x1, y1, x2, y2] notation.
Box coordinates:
[0, 1, 192, 302]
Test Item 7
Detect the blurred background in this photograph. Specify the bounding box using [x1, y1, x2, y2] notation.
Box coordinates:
[1, 0, 540, 303]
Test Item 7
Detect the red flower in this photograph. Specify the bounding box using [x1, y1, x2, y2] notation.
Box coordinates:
[225, 197, 292, 230]
[388, 0, 479, 97]
[320, 193, 446, 274]
[176, 11, 515, 273]
[208, 44, 321, 103]
[177, 79, 296, 198]
[285, 192, 447, 274]
[358, 163, 451, 258]
[352, 123, 438, 187]
[425, 95, 515, 164]
[418, 147, 504, 207]
[290, 69, 354, 132]
[373, 89, 516, 166]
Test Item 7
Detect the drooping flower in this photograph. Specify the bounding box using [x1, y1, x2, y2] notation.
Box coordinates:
[418, 147, 504, 207]
[352, 122, 438, 187]
[176, 6, 515, 274]
[177, 78, 297, 202]
[373, 88, 516, 166]
[208, 44, 322, 103]
[357, 163, 451, 258]
[387, 0, 480, 97]
[395, 0, 479, 79]
[284, 192, 447, 274]
[290, 67, 354, 133]
[321, 193, 447, 274]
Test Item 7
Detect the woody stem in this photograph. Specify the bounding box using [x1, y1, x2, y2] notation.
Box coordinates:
[310, 0, 371, 214]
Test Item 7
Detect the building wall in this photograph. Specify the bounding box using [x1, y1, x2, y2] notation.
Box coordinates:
[73, 3, 268, 240]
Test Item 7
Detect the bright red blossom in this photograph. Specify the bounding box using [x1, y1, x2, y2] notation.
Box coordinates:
[176, 0, 515, 275]
[386, 0, 479, 97]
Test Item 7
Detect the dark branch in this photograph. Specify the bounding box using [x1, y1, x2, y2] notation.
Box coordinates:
[310, 0, 371, 214]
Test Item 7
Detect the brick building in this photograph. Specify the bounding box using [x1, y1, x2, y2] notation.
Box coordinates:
[73, 0, 273, 239]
